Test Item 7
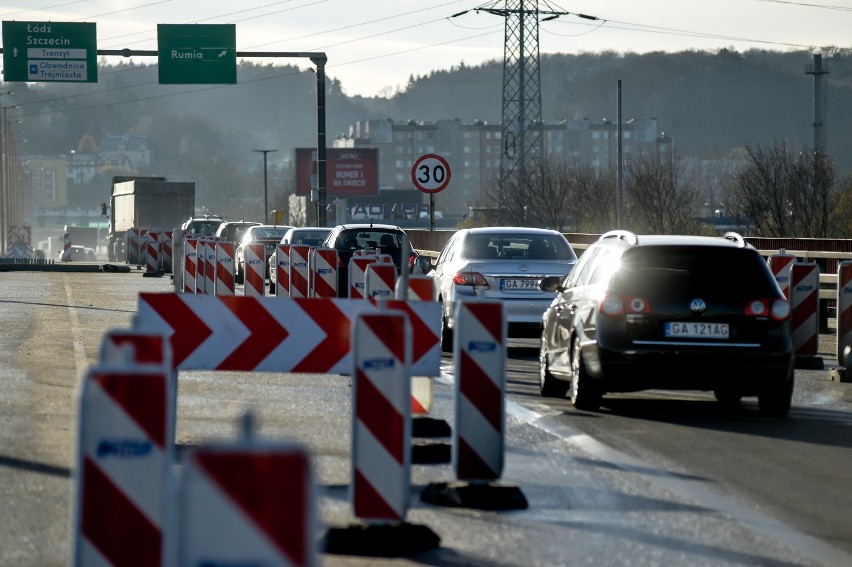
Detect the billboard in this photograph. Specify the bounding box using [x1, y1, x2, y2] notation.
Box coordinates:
[295, 148, 378, 197]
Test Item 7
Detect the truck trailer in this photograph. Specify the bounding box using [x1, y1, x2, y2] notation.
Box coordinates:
[107, 176, 195, 262]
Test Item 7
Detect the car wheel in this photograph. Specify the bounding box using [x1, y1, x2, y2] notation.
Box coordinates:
[758, 367, 794, 418]
[540, 333, 569, 398]
[235, 264, 244, 284]
[570, 337, 602, 411]
[713, 387, 743, 407]
[440, 311, 453, 353]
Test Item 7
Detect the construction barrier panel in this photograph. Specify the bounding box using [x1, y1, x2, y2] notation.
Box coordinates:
[146, 231, 162, 273]
[310, 247, 338, 298]
[453, 300, 507, 481]
[365, 262, 396, 302]
[203, 238, 216, 295]
[178, 442, 316, 567]
[126, 228, 142, 265]
[396, 275, 436, 415]
[290, 245, 311, 299]
[351, 310, 412, 522]
[349, 256, 377, 299]
[837, 261, 852, 366]
[791, 262, 820, 358]
[133, 293, 441, 376]
[62, 232, 72, 261]
[183, 236, 198, 294]
[72, 364, 174, 567]
[400, 274, 434, 302]
[274, 244, 291, 298]
[768, 252, 796, 300]
[243, 243, 266, 297]
[161, 231, 173, 273]
[215, 241, 236, 296]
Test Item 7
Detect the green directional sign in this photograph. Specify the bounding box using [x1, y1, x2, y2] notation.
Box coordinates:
[158, 24, 237, 85]
[2, 21, 97, 83]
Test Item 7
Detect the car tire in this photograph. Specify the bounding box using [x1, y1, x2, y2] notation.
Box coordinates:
[540, 335, 569, 398]
[440, 311, 453, 353]
[570, 337, 602, 411]
[713, 387, 743, 407]
[758, 368, 794, 418]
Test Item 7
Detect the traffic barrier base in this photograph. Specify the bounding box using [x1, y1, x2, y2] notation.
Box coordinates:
[323, 523, 440, 557]
[419, 481, 528, 511]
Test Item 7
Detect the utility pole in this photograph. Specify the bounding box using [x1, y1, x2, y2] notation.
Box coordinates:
[806, 53, 829, 152]
[253, 149, 277, 224]
[454, 2, 599, 226]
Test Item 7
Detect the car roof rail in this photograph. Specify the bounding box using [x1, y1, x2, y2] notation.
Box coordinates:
[722, 232, 747, 248]
[599, 230, 638, 245]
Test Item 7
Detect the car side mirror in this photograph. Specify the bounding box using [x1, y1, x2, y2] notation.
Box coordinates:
[539, 275, 563, 292]
[414, 256, 432, 274]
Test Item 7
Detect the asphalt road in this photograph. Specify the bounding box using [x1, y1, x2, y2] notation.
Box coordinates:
[1, 268, 851, 566]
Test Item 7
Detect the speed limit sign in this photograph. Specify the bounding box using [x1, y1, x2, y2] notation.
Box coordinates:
[411, 154, 451, 194]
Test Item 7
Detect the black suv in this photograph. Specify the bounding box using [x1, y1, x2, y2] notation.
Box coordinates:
[539, 230, 794, 416]
[323, 224, 424, 297]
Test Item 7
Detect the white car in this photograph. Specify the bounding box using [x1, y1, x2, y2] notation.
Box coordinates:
[430, 227, 577, 351]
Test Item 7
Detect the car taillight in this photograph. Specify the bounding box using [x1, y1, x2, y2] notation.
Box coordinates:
[453, 272, 489, 287]
[746, 298, 790, 321]
[599, 293, 651, 317]
[408, 252, 417, 269]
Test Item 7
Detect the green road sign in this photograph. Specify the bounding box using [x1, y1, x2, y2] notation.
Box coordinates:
[2, 21, 97, 83]
[158, 24, 237, 85]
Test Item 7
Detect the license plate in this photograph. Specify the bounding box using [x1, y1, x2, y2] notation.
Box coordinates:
[664, 321, 729, 339]
[501, 278, 540, 290]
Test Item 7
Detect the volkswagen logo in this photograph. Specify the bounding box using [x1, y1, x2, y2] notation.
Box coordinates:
[518, 264, 529, 272]
[689, 298, 706, 313]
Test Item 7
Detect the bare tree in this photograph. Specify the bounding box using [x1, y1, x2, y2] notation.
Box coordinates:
[624, 148, 702, 234]
[731, 142, 838, 237]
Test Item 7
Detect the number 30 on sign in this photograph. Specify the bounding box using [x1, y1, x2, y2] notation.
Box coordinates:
[411, 154, 451, 194]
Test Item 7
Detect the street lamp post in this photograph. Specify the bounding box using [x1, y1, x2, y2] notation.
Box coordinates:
[253, 149, 277, 224]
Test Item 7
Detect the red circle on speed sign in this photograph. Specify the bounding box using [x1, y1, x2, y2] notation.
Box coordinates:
[411, 154, 451, 194]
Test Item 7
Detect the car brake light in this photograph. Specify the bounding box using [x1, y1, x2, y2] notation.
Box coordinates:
[745, 299, 768, 316]
[599, 293, 650, 317]
[408, 252, 417, 269]
[771, 299, 791, 321]
[453, 271, 489, 287]
[745, 298, 790, 321]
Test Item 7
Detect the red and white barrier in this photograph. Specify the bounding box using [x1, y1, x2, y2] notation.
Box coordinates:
[162, 231, 173, 273]
[195, 237, 207, 294]
[365, 262, 396, 302]
[310, 248, 338, 298]
[73, 364, 173, 567]
[453, 300, 507, 481]
[183, 237, 198, 294]
[133, 293, 440, 376]
[400, 274, 434, 302]
[62, 232, 72, 261]
[352, 310, 411, 521]
[243, 243, 266, 297]
[274, 245, 291, 298]
[768, 252, 796, 299]
[289, 245, 311, 299]
[126, 228, 142, 265]
[146, 230, 162, 273]
[791, 262, 819, 358]
[838, 261, 852, 366]
[349, 257, 377, 299]
[178, 443, 315, 567]
[204, 238, 216, 295]
[215, 241, 236, 296]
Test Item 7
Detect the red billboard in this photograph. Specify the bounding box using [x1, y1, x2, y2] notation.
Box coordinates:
[295, 148, 378, 196]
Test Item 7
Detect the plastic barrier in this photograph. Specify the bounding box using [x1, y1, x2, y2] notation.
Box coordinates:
[289, 245, 311, 299]
[72, 364, 174, 567]
[243, 243, 266, 297]
[274, 244, 291, 298]
[349, 256, 377, 299]
[215, 241, 236, 296]
[183, 237, 197, 294]
[62, 232, 72, 261]
[768, 252, 796, 299]
[791, 262, 820, 362]
[365, 262, 396, 302]
[178, 442, 315, 567]
[146, 230, 161, 273]
[838, 261, 852, 366]
[203, 238, 216, 295]
[161, 231, 173, 273]
[351, 310, 411, 521]
[310, 247, 338, 298]
[126, 228, 142, 265]
[400, 274, 434, 302]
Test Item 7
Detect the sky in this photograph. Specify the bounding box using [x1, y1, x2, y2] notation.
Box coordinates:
[1, 0, 851, 97]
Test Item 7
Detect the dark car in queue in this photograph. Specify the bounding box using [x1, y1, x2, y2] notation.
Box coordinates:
[538, 230, 794, 416]
[322, 223, 424, 297]
[181, 214, 226, 237]
[234, 224, 293, 284]
[429, 227, 577, 351]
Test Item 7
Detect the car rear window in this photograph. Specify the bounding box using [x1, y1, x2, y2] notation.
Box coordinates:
[336, 230, 402, 250]
[611, 246, 779, 299]
[463, 233, 575, 261]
